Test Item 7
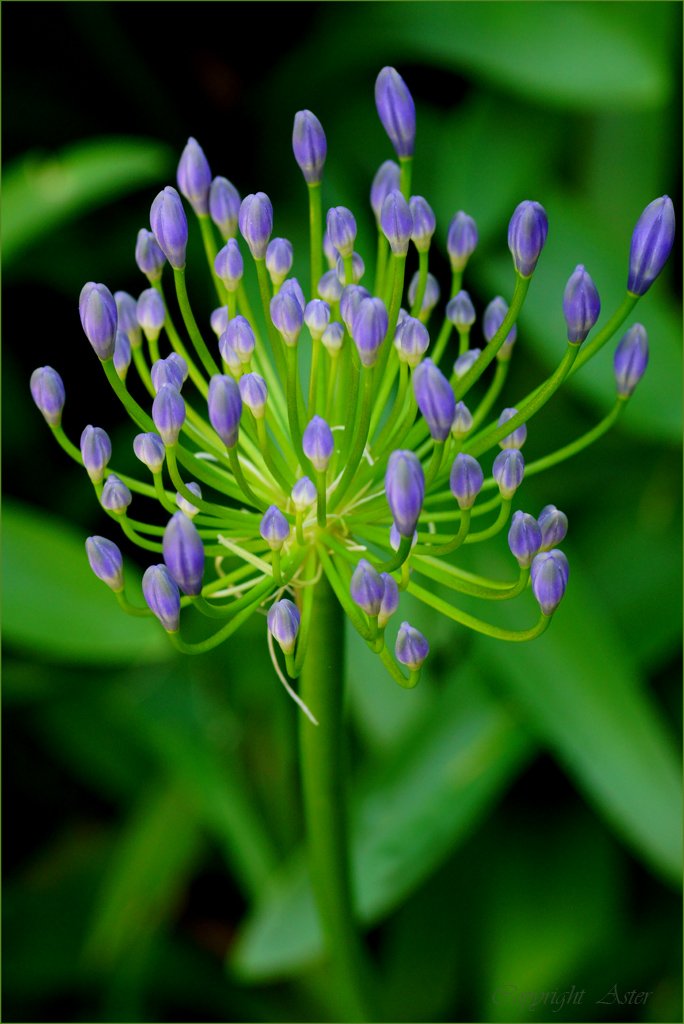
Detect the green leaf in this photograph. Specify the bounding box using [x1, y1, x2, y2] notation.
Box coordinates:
[231, 666, 536, 980]
[2, 136, 173, 262]
[2, 500, 171, 663]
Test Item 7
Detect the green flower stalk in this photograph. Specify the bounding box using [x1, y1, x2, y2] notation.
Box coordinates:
[30, 65, 674, 1023]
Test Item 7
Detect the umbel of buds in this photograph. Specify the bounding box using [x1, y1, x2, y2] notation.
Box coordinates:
[31, 65, 674, 706]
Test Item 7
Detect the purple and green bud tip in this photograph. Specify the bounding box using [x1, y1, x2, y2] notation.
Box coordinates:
[408, 272, 440, 318]
[492, 448, 525, 499]
[163, 511, 205, 596]
[115, 291, 143, 349]
[209, 176, 241, 240]
[447, 212, 478, 272]
[150, 186, 188, 270]
[628, 196, 675, 296]
[614, 323, 649, 397]
[143, 564, 181, 632]
[352, 297, 389, 367]
[135, 229, 166, 282]
[508, 511, 542, 567]
[134, 432, 166, 474]
[351, 559, 385, 617]
[531, 549, 569, 615]
[453, 348, 482, 380]
[409, 195, 436, 252]
[292, 109, 327, 185]
[86, 536, 124, 592]
[101, 473, 132, 514]
[380, 189, 413, 256]
[177, 137, 212, 216]
[152, 384, 186, 446]
[326, 206, 357, 259]
[176, 481, 202, 518]
[224, 315, 256, 364]
[386, 450, 425, 537]
[260, 505, 290, 550]
[508, 200, 548, 278]
[214, 239, 243, 291]
[497, 407, 527, 449]
[30, 366, 65, 427]
[208, 374, 242, 448]
[451, 401, 473, 439]
[537, 504, 568, 550]
[113, 331, 132, 380]
[413, 358, 456, 441]
[291, 476, 317, 511]
[151, 356, 184, 394]
[79, 282, 118, 360]
[266, 237, 294, 287]
[302, 416, 334, 471]
[447, 291, 476, 330]
[137, 287, 166, 341]
[271, 287, 304, 346]
[371, 160, 401, 224]
[563, 265, 601, 344]
[450, 453, 484, 509]
[378, 573, 400, 628]
[395, 621, 429, 670]
[267, 598, 300, 654]
[304, 299, 331, 340]
[394, 315, 429, 367]
[80, 425, 112, 484]
[239, 372, 268, 418]
[318, 270, 344, 304]
[375, 66, 416, 158]
[484, 296, 517, 354]
[239, 192, 273, 259]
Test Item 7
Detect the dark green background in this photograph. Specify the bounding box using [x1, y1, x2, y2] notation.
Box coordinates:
[3, 3, 682, 1022]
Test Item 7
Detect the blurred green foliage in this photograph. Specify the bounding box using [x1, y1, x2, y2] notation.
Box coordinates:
[3, 3, 681, 1022]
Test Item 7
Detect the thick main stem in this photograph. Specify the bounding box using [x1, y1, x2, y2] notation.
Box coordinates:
[298, 573, 376, 1022]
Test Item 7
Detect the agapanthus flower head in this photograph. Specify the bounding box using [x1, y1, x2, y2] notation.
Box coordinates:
[450, 453, 484, 509]
[163, 511, 205, 596]
[394, 315, 429, 366]
[451, 401, 473, 439]
[351, 559, 385, 617]
[408, 272, 440, 318]
[380, 189, 413, 255]
[150, 186, 188, 269]
[336, 252, 365, 286]
[239, 372, 268, 418]
[266, 237, 294, 287]
[80, 424, 112, 484]
[447, 290, 476, 330]
[292, 109, 327, 185]
[143, 564, 181, 633]
[135, 228, 166, 282]
[30, 366, 65, 426]
[327, 206, 357, 258]
[224, 315, 256, 364]
[395, 622, 429, 670]
[214, 239, 244, 291]
[370, 160, 401, 224]
[409, 195, 436, 252]
[209, 176, 241, 240]
[375, 66, 416, 158]
[86, 536, 124, 592]
[267, 599, 300, 655]
[351, 296, 388, 367]
[177, 136, 212, 216]
[137, 287, 166, 341]
[386, 450, 424, 537]
[133, 432, 166, 474]
[152, 384, 186, 446]
[304, 299, 331, 340]
[79, 282, 118, 360]
[507, 199, 548, 277]
[114, 290, 143, 348]
[413, 359, 456, 441]
[177, 481, 202, 518]
[447, 212, 478, 271]
[291, 476, 317, 511]
[531, 549, 569, 615]
[563, 265, 601, 344]
[101, 473, 132, 514]
[492, 448, 525, 499]
[239, 192, 273, 259]
[537, 504, 568, 550]
[497, 408, 527, 449]
[628, 196, 675, 296]
[208, 374, 242, 448]
[614, 323, 649, 397]
[321, 321, 344, 356]
[302, 416, 334, 471]
[260, 505, 290, 550]
[271, 287, 304, 346]
[508, 511, 543, 567]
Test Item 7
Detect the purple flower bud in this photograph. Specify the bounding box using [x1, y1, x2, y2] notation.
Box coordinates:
[239, 372, 268, 418]
[210, 306, 229, 337]
[395, 621, 429, 670]
[531, 549, 569, 615]
[497, 407, 526, 449]
[271, 289, 304, 346]
[322, 321, 345, 356]
[340, 284, 371, 334]
[409, 196, 436, 252]
[218, 336, 241, 377]
[408, 272, 440, 318]
[483, 296, 517, 349]
[151, 357, 184, 394]
[628, 196, 675, 295]
[167, 352, 188, 383]
[614, 323, 649, 397]
[508, 200, 548, 277]
[323, 228, 338, 267]
[291, 476, 317, 510]
[239, 192, 273, 259]
[336, 252, 365, 286]
[176, 481, 202, 518]
[280, 277, 306, 312]
[350, 559, 384, 616]
[380, 189, 413, 256]
[386, 450, 424, 537]
[208, 374, 242, 448]
[326, 207, 357, 259]
[449, 453, 483, 509]
[266, 237, 294, 286]
[446, 212, 478, 271]
[214, 239, 243, 291]
[137, 287, 166, 341]
[115, 291, 143, 349]
[378, 573, 399, 628]
[447, 290, 476, 329]
[86, 536, 124, 592]
[492, 448, 525, 499]
[223, 314, 256, 364]
[267, 598, 300, 654]
[394, 315, 429, 367]
[302, 416, 334, 471]
[30, 366, 65, 426]
[413, 358, 456, 441]
[292, 109, 327, 185]
[101, 473, 132, 514]
[537, 504, 568, 551]
[135, 229, 166, 282]
[375, 66, 416, 158]
[351, 296, 389, 367]
[260, 505, 290, 550]
[451, 401, 473, 439]
[113, 331, 131, 380]
[209, 176, 241, 240]
[453, 348, 481, 380]
[508, 510, 542, 567]
[318, 269, 344, 303]
[563, 265, 601, 344]
[304, 299, 331, 340]
[150, 186, 188, 270]
[152, 383, 186, 446]
[79, 282, 117, 360]
[143, 564, 181, 632]
[80, 424, 112, 484]
[177, 137, 212, 216]
[370, 160, 401, 224]
[163, 511, 205, 596]
[133, 432, 166, 473]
